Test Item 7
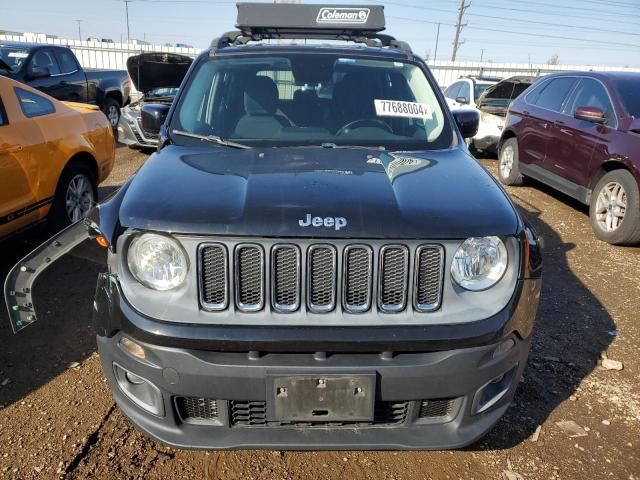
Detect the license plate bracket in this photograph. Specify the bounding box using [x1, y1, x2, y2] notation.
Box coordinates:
[266, 374, 376, 423]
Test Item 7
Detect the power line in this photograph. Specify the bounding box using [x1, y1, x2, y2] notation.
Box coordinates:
[388, 15, 640, 49]
[380, 0, 640, 37]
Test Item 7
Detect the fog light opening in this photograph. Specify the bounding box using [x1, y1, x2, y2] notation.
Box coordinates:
[119, 337, 146, 360]
[492, 339, 515, 359]
[113, 363, 164, 417]
[471, 365, 518, 415]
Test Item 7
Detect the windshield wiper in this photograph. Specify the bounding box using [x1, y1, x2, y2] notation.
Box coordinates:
[319, 143, 386, 151]
[171, 129, 251, 149]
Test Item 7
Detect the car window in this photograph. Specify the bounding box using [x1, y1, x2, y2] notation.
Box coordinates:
[532, 77, 576, 112]
[0, 46, 30, 72]
[172, 53, 452, 151]
[14, 87, 56, 117]
[31, 49, 61, 75]
[474, 82, 493, 101]
[54, 49, 79, 74]
[0, 97, 7, 126]
[614, 78, 640, 118]
[457, 82, 470, 102]
[566, 78, 614, 124]
[444, 82, 461, 100]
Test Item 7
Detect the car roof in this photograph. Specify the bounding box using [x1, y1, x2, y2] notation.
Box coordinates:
[0, 41, 68, 50]
[213, 42, 412, 60]
[545, 70, 640, 82]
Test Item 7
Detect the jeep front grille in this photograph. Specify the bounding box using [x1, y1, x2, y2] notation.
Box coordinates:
[199, 241, 444, 314]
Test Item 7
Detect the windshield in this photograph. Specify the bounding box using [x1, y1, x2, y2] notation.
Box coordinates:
[474, 82, 494, 101]
[0, 46, 30, 72]
[147, 87, 179, 98]
[170, 53, 452, 150]
[614, 79, 640, 118]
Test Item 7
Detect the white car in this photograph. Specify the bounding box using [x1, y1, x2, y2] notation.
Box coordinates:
[445, 76, 535, 154]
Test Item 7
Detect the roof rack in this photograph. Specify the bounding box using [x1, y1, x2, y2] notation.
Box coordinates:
[209, 3, 412, 56]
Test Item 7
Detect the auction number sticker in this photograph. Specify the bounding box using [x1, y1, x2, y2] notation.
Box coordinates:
[374, 99, 433, 120]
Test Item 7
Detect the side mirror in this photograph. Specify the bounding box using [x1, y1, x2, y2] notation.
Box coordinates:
[29, 66, 50, 79]
[455, 96, 469, 105]
[574, 106, 606, 124]
[453, 109, 480, 139]
[141, 104, 170, 136]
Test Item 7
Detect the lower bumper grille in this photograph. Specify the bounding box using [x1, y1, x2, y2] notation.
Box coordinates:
[175, 397, 457, 427]
[229, 400, 409, 427]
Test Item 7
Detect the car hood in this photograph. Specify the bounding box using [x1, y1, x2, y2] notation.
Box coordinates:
[477, 76, 535, 115]
[117, 145, 520, 239]
[126, 52, 192, 94]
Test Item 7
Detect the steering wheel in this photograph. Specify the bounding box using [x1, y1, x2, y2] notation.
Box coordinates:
[336, 118, 393, 136]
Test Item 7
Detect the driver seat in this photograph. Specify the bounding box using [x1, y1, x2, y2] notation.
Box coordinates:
[332, 71, 381, 129]
[234, 76, 290, 138]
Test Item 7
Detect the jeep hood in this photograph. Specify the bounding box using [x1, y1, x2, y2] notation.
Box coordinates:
[115, 146, 519, 239]
[126, 52, 192, 94]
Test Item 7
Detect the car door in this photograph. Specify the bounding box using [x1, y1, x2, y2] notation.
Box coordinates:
[0, 91, 45, 237]
[516, 77, 577, 170]
[53, 48, 89, 103]
[543, 77, 617, 191]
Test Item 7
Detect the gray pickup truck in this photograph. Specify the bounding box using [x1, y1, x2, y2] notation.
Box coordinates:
[0, 41, 130, 128]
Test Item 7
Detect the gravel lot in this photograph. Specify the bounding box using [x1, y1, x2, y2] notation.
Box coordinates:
[0, 145, 639, 479]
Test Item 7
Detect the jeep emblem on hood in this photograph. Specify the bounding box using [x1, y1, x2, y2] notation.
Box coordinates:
[299, 214, 348, 231]
[316, 7, 370, 24]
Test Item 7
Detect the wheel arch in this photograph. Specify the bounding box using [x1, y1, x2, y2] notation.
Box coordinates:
[62, 151, 99, 192]
[589, 160, 635, 193]
[498, 130, 517, 154]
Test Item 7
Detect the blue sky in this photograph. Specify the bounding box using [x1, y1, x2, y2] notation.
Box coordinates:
[2, 0, 639, 67]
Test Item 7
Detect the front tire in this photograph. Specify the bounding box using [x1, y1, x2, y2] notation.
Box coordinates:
[48, 163, 97, 231]
[590, 170, 640, 245]
[102, 97, 121, 131]
[497, 138, 524, 186]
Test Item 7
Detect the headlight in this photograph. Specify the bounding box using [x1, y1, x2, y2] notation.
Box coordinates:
[451, 236, 508, 291]
[127, 233, 188, 290]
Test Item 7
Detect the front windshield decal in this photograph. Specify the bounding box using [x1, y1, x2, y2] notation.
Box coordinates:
[374, 99, 433, 120]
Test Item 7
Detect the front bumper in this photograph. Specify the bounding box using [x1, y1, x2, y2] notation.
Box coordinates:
[93, 274, 540, 450]
[116, 113, 157, 148]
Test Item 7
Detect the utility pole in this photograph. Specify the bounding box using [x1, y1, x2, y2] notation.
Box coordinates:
[451, 0, 470, 62]
[480, 48, 484, 62]
[75, 19, 82, 41]
[433, 22, 441, 61]
[124, 0, 131, 44]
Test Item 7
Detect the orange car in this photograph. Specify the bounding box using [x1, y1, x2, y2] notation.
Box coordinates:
[0, 76, 115, 239]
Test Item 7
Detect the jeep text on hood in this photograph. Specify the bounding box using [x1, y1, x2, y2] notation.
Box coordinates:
[5, 2, 541, 452]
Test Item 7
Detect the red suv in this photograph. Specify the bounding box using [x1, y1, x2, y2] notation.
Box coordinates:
[498, 72, 640, 245]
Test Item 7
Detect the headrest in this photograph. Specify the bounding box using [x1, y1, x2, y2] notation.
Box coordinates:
[244, 75, 279, 115]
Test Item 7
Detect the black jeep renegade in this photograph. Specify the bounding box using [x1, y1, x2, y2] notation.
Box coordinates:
[5, 3, 542, 450]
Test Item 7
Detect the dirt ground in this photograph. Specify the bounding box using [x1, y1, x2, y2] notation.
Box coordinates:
[1, 145, 639, 480]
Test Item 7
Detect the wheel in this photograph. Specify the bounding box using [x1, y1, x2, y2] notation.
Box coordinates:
[48, 163, 97, 231]
[468, 139, 478, 158]
[498, 138, 524, 186]
[589, 170, 640, 245]
[102, 97, 121, 130]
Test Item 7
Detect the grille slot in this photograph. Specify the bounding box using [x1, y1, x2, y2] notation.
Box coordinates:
[235, 245, 265, 312]
[229, 400, 267, 426]
[271, 245, 301, 312]
[414, 246, 444, 312]
[307, 245, 337, 313]
[199, 244, 228, 310]
[378, 245, 409, 312]
[343, 245, 373, 313]
[229, 400, 409, 427]
[175, 397, 219, 424]
[418, 399, 455, 418]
